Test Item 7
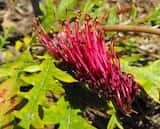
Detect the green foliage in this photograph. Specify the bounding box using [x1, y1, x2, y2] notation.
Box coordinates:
[39, 0, 78, 31]
[56, 0, 78, 20]
[44, 97, 96, 129]
[14, 55, 76, 129]
[39, 0, 56, 32]
[0, 50, 79, 129]
[148, 7, 160, 26]
[39, 0, 106, 31]
[106, 6, 119, 37]
[121, 58, 160, 103]
[0, 50, 35, 128]
[130, 4, 137, 19]
[80, 0, 105, 19]
[0, 50, 35, 83]
[107, 102, 124, 129]
[0, 27, 14, 51]
[106, 7, 119, 25]
[117, 38, 138, 55]
[0, 42, 127, 129]
[81, 0, 98, 16]
[15, 57, 61, 128]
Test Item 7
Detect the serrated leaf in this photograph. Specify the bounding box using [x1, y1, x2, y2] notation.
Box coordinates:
[121, 59, 160, 103]
[0, 50, 35, 95]
[21, 72, 64, 97]
[15, 54, 76, 128]
[0, 50, 34, 128]
[15, 57, 66, 129]
[44, 97, 96, 129]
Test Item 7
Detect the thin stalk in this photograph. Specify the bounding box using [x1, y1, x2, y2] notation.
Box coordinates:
[104, 25, 160, 35]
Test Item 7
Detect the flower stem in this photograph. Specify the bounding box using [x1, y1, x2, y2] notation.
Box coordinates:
[104, 25, 160, 35]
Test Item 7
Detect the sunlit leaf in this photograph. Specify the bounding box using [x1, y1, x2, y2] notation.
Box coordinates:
[0, 50, 35, 79]
[44, 97, 96, 129]
[121, 59, 160, 103]
[51, 66, 77, 83]
[15, 58, 64, 128]
[14, 56, 77, 128]
[22, 65, 40, 73]
[0, 50, 34, 128]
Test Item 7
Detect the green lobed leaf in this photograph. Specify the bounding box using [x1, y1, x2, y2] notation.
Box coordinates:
[0, 50, 35, 128]
[121, 59, 160, 103]
[15, 58, 65, 129]
[44, 97, 96, 129]
[15, 55, 76, 129]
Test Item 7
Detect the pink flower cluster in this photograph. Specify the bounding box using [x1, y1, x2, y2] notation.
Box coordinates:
[35, 17, 139, 113]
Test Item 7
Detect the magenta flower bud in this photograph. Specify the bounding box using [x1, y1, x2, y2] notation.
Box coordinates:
[35, 18, 139, 113]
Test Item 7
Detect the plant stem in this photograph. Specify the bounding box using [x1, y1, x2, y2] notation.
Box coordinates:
[104, 25, 160, 35]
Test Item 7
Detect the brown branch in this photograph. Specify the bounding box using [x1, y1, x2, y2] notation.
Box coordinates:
[104, 25, 160, 35]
